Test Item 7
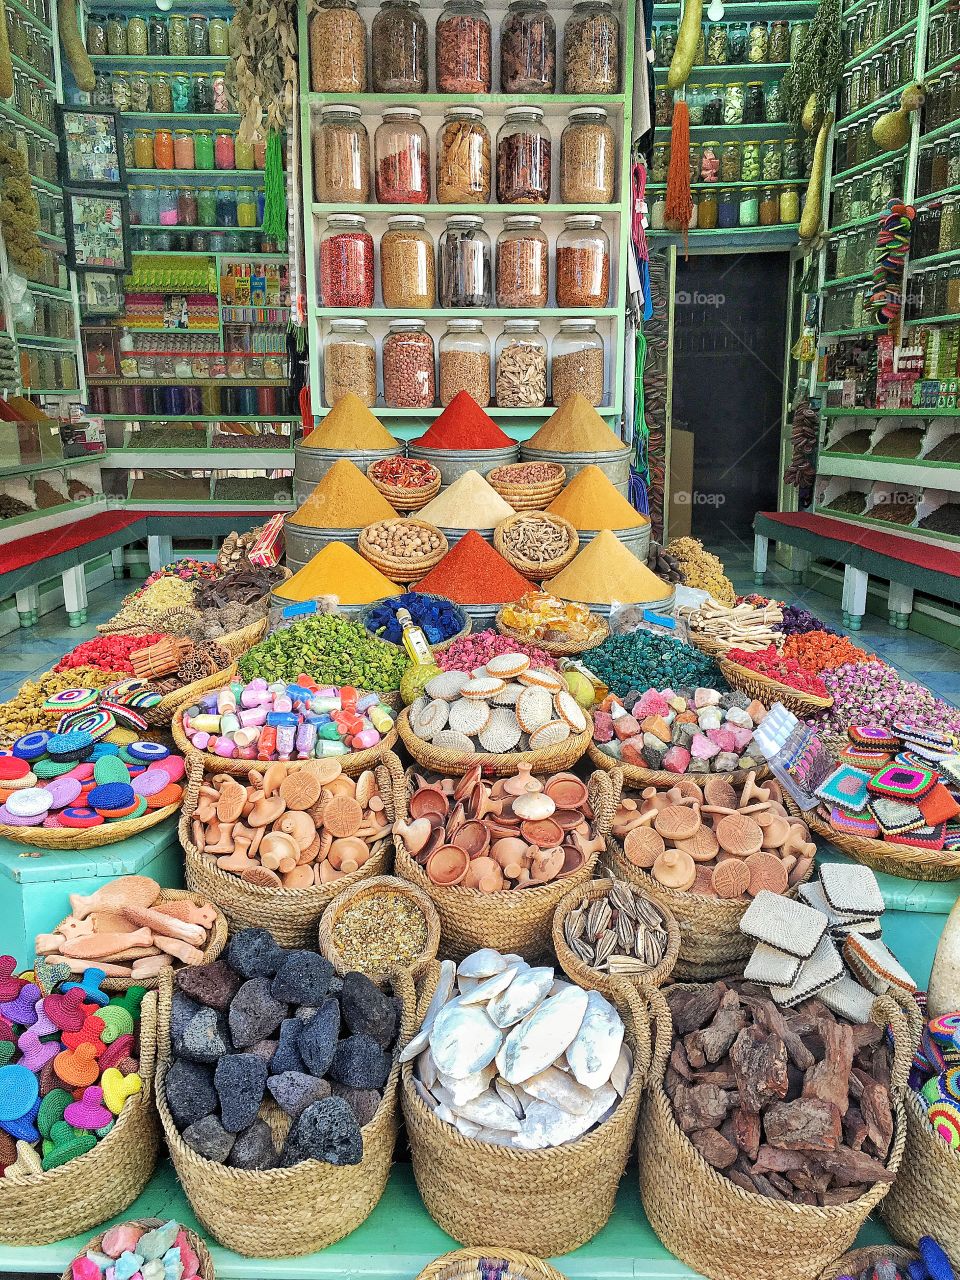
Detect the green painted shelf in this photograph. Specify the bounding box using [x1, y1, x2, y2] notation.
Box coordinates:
[920, 117, 960, 147]
[818, 453, 960, 490]
[822, 405, 959, 415]
[311, 202, 618, 216]
[828, 211, 883, 233]
[822, 269, 873, 288]
[820, 324, 889, 338]
[653, 62, 790, 75]
[648, 225, 800, 249]
[0, 455, 105, 479]
[831, 148, 908, 186]
[313, 404, 620, 418]
[10, 53, 55, 88]
[906, 311, 960, 326]
[0, 101, 56, 142]
[15, 334, 76, 348]
[925, 48, 960, 78]
[126, 169, 264, 180]
[305, 91, 627, 107]
[646, 179, 801, 190]
[87, 377, 286, 387]
[653, 120, 795, 135]
[28, 175, 62, 196]
[812, 506, 960, 545]
[95, 413, 297, 421]
[909, 248, 960, 270]
[25, 281, 72, 299]
[89, 53, 228, 64]
[914, 183, 960, 205]
[836, 81, 910, 128]
[315, 307, 621, 319]
[121, 111, 241, 123]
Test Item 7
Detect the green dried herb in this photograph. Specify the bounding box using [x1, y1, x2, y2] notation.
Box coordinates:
[783, 0, 843, 135]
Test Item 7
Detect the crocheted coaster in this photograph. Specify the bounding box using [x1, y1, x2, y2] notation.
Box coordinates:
[830, 805, 881, 838]
[11, 732, 51, 762]
[743, 943, 802, 988]
[844, 932, 916, 994]
[100, 702, 148, 732]
[56, 708, 115, 741]
[927, 1099, 960, 1150]
[929, 1013, 960, 1048]
[815, 766, 872, 812]
[41, 688, 98, 713]
[920, 783, 960, 826]
[769, 934, 844, 1008]
[896, 724, 956, 751]
[820, 862, 885, 918]
[868, 795, 926, 835]
[830, 915, 882, 939]
[127, 741, 169, 762]
[820, 973, 877, 1024]
[838, 744, 893, 771]
[849, 725, 900, 750]
[740, 891, 828, 959]
[939, 756, 960, 789]
[45, 732, 94, 762]
[887, 821, 947, 851]
[895, 750, 945, 772]
[867, 763, 938, 800]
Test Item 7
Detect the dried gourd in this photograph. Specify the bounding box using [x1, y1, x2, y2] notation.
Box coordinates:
[667, 0, 703, 92]
[872, 83, 926, 152]
[57, 0, 94, 92]
[798, 113, 834, 244]
[801, 93, 819, 135]
[0, 0, 13, 100]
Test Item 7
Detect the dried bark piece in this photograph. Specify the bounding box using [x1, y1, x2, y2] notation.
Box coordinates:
[729, 1026, 789, 1113]
[672, 1082, 731, 1133]
[727, 1169, 755, 1194]
[692, 989, 747, 1065]
[732, 1106, 761, 1161]
[820, 1142, 895, 1184]
[785, 1164, 832, 1195]
[750, 1171, 786, 1200]
[764, 1098, 842, 1152]
[802, 1018, 853, 1115]
[752, 1145, 807, 1174]
[821, 1186, 867, 1206]
[669, 1041, 692, 1081]
[744, 994, 815, 1071]
[691, 1127, 738, 1170]
[667, 983, 723, 1036]
[856, 1071, 894, 1159]
[842, 1104, 868, 1151]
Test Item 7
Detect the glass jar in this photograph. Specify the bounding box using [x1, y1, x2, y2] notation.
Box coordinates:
[931, 140, 950, 191]
[174, 129, 194, 169]
[109, 71, 129, 112]
[790, 20, 808, 61]
[208, 16, 229, 55]
[560, 106, 614, 203]
[700, 140, 719, 182]
[745, 81, 764, 123]
[213, 72, 230, 113]
[125, 12, 146, 54]
[497, 105, 551, 203]
[563, 0, 619, 93]
[500, 0, 555, 92]
[170, 72, 191, 114]
[106, 12, 126, 54]
[551, 318, 603, 406]
[192, 72, 213, 113]
[319, 213, 375, 306]
[324, 319, 377, 406]
[374, 106, 430, 204]
[656, 25, 677, 65]
[148, 13, 168, 55]
[436, 0, 491, 93]
[949, 135, 960, 189]
[702, 83, 723, 125]
[439, 319, 490, 406]
[164, 11, 186, 55]
[722, 81, 744, 124]
[197, 186, 217, 225]
[761, 138, 782, 181]
[178, 186, 198, 225]
[438, 213, 491, 306]
[154, 128, 174, 170]
[158, 185, 178, 226]
[747, 20, 767, 62]
[769, 19, 790, 62]
[783, 136, 802, 180]
[216, 185, 237, 226]
[194, 129, 214, 169]
[383, 320, 435, 409]
[133, 128, 154, 169]
[92, 70, 112, 107]
[188, 13, 209, 56]
[381, 214, 436, 307]
[496, 214, 548, 307]
[215, 129, 235, 170]
[759, 186, 779, 225]
[436, 105, 490, 204]
[686, 83, 705, 125]
[309, 0, 367, 92]
[139, 184, 160, 225]
[656, 84, 673, 126]
[496, 320, 546, 408]
[130, 70, 151, 112]
[151, 72, 173, 113]
[780, 186, 800, 225]
[720, 140, 741, 182]
[651, 141, 669, 184]
[741, 139, 761, 182]
[765, 80, 783, 122]
[237, 186, 257, 227]
[738, 187, 759, 226]
[717, 188, 738, 228]
[727, 21, 748, 61]
[706, 23, 727, 64]
[372, 0, 428, 92]
[235, 134, 255, 170]
[698, 187, 718, 229]
[86, 13, 108, 53]
[556, 213, 608, 307]
[314, 104, 370, 202]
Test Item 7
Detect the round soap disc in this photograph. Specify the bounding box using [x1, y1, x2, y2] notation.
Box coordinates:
[56, 709, 116, 741]
[12, 732, 51, 761]
[41, 688, 98, 713]
[0, 804, 44, 826]
[88, 782, 135, 813]
[0, 756, 29, 782]
[5, 787, 52, 818]
[60, 806, 104, 829]
[127, 741, 170, 762]
[46, 731, 94, 762]
[44, 777, 83, 809]
[131, 769, 169, 798]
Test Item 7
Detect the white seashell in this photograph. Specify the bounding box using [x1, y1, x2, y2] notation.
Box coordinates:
[497, 985, 589, 1085]
[450, 1088, 523, 1132]
[400, 959, 456, 1062]
[458, 964, 524, 1006]
[413, 1076, 436, 1110]
[565, 989, 625, 1090]
[454, 1115, 483, 1139]
[519, 1064, 596, 1116]
[430, 1001, 503, 1079]
[510, 1082, 618, 1149]
[458, 948, 508, 979]
[487, 966, 554, 1028]
[417, 1046, 438, 1090]
[477, 1127, 518, 1146]
[494, 1078, 526, 1119]
[457, 975, 482, 995]
[437, 1063, 496, 1105]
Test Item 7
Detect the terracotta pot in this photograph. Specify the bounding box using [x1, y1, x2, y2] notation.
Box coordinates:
[451, 821, 489, 857]
[425, 844, 470, 886]
[544, 774, 589, 809]
[521, 817, 564, 848]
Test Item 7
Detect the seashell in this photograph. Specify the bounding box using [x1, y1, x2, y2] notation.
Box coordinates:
[459, 964, 524, 1006]
[448, 698, 491, 737]
[586, 898, 612, 940]
[511, 792, 556, 821]
[477, 708, 522, 754]
[485, 652, 531, 679]
[528, 720, 572, 749]
[458, 948, 508, 979]
[566, 989, 624, 1090]
[436, 1062, 495, 1105]
[411, 698, 449, 741]
[432, 730, 476, 753]
[497, 984, 589, 1084]
[515, 686, 553, 734]
[512, 1084, 617, 1150]
[494, 1078, 526, 1119]
[425, 671, 470, 701]
[486, 966, 553, 1027]
[490, 682, 524, 706]
[517, 667, 565, 693]
[610, 1043, 633, 1096]
[521, 1064, 596, 1116]
[400, 960, 457, 1062]
[429, 1001, 503, 1079]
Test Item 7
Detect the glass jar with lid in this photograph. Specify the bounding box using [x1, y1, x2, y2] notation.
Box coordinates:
[439, 319, 491, 406]
[686, 83, 705, 125]
[700, 140, 720, 182]
[747, 20, 768, 62]
[727, 21, 748, 61]
[706, 23, 727, 64]
[215, 128, 235, 169]
[761, 138, 783, 180]
[194, 128, 214, 169]
[216, 185, 237, 225]
[237, 186, 257, 226]
[496, 214, 548, 307]
[556, 213, 609, 307]
[324, 319, 377, 406]
[496, 320, 547, 408]
[178, 186, 198, 225]
[720, 140, 741, 182]
[723, 81, 744, 124]
[147, 72, 170, 114]
[651, 141, 669, 183]
[783, 136, 802, 180]
[133, 128, 154, 169]
[188, 13, 209, 55]
[563, 0, 619, 93]
[130, 70, 151, 112]
[744, 81, 764, 122]
[383, 320, 435, 408]
[319, 213, 375, 306]
[500, 0, 555, 92]
[381, 214, 436, 307]
[769, 20, 790, 61]
[173, 129, 194, 169]
[92, 70, 112, 107]
[158, 186, 178, 227]
[436, 105, 490, 203]
[154, 128, 175, 169]
[106, 12, 126, 54]
[148, 13, 168, 55]
[765, 79, 783, 122]
[436, 0, 491, 92]
[560, 106, 615, 203]
[314, 104, 370, 202]
[759, 186, 779, 226]
[309, 0, 367, 92]
[86, 13, 108, 53]
[372, 0, 428, 92]
[438, 214, 492, 306]
[235, 134, 256, 169]
[552, 318, 604, 406]
[497, 105, 551, 204]
[125, 12, 147, 54]
[192, 72, 213, 113]
[656, 25, 677, 65]
[110, 71, 130, 112]
[168, 13, 189, 55]
[375, 106, 430, 203]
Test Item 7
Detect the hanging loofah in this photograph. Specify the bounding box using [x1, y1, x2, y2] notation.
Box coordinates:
[261, 130, 287, 249]
[665, 101, 693, 250]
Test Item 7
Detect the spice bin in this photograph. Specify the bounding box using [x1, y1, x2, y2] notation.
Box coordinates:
[436, 0, 491, 91]
[371, 0, 428, 92]
[380, 215, 437, 309]
[437, 319, 492, 408]
[313, 104, 370, 203]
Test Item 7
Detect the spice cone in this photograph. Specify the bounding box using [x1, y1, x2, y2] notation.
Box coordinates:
[414, 531, 533, 605]
[275, 542, 400, 605]
[301, 394, 399, 450]
[549, 530, 672, 606]
[547, 465, 650, 531]
[525, 394, 624, 452]
[291, 459, 397, 529]
[412, 391, 514, 450]
[418, 471, 516, 530]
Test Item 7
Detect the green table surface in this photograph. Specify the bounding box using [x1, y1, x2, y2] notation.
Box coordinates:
[0, 818, 180, 884]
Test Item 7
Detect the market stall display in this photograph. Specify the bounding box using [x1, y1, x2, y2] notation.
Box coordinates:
[318, 875, 440, 982]
[61, 1219, 213, 1280]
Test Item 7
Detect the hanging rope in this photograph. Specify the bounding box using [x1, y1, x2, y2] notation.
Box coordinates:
[629, 330, 650, 516]
[665, 100, 692, 251]
[261, 130, 287, 249]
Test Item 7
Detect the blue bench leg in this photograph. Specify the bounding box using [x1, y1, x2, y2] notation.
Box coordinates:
[790, 548, 810, 584]
[887, 581, 913, 630]
[15, 587, 39, 628]
[842, 565, 868, 631]
[753, 533, 769, 586]
[63, 565, 88, 628]
[111, 547, 125, 579]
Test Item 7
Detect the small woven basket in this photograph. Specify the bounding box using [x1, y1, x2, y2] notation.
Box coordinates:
[414, 1250, 570, 1280]
[587, 739, 770, 789]
[60, 1219, 215, 1280]
[397, 707, 592, 779]
[317, 873, 440, 984]
[818, 1245, 918, 1280]
[487, 462, 566, 511]
[493, 512, 579, 580]
[358, 518, 449, 584]
[717, 654, 833, 718]
[367, 459, 442, 511]
[882, 1089, 960, 1265]
[495, 609, 610, 656]
[359, 594, 470, 654]
[551, 876, 680, 994]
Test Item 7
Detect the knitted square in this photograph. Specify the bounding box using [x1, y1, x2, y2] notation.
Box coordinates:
[839, 744, 893, 771]
[920, 783, 960, 827]
[939, 756, 960, 789]
[815, 766, 872, 812]
[820, 862, 885, 917]
[868, 796, 926, 835]
[944, 822, 960, 851]
[844, 932, 916, 993]
[896, 750, 942, 771]
[848, 725, 900, 750]
[830, 806, 881, 838]
[740, 891, 828, 959]
[820, 973, 877, 1025]
[867, 763, 937, 800]
[895, 724, 955, 751]
[887, 822, 947, 851]
[769, 934, 844, 1008]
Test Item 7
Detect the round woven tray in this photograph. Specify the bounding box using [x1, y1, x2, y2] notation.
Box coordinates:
[367, 463, 442, 512]
[487, 462, 566, 512]
[495, 609, 610, 656]
[358, 518, 448, 584]
[717, 654, 833, 718]
[317, 873, 440, 983]
[817, 1246, 917, 1280]
[803, 807, 960, 882]
[60, 1219, 215, 1280]
[587, 739, 771, 789]
[414, 1249, 570, 1280]
[493, 512, 579, 580]
[397, 706, 592, 778]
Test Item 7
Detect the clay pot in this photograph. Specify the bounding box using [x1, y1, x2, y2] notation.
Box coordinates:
[501, 763, 540, 797]
[469, 788, 504, 821]
[395, 817, 433, 855]
[328, 837, 370, 873]
[462, 856, 502, 890]
[451, 820, 489, 857]
[410, 787, 449, 821]
[486, 814, 521, 839]
[521, 817, 564, 848]
[543, 773, 588, 809]
[529, 847, 565, 883]
[446, 802, 467, 840]
[318, 860, 344, 885]
[550, 808, 583, 832]
[560, 843, 586, 876]
[491, 837, 529, 870]
[425, 844, 470, 886]
[454, 765, 483, 803]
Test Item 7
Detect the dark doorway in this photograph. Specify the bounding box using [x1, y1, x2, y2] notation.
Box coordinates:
[672, 253, 789, 546]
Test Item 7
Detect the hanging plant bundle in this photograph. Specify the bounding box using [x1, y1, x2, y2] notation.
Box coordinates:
[782, 0, 843, 136]
[227, 0, 298, 142]
[0, 141, 43, 279]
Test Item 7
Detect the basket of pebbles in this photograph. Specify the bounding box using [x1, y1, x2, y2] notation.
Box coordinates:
[358, 518, 449, 585]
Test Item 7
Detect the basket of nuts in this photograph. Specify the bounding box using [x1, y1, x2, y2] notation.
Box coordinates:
[358, 517, 449, 584]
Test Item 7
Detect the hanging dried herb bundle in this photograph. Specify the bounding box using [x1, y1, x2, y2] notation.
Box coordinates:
[227, 0, 298, 141]
[782, 0, 843, 135]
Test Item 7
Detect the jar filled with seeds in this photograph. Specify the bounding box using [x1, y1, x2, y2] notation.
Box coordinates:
[702, 83, 723, 125]
[106, 12, 126, 54]
[651, 141, 669, 184]
[497, 105, 551, 204]
[86, 13, 108, 53]
[314, 103, 370, 202]
[376, 106, 430, 203]
[496, 319, 547, 408]
[720, 140, 741, 182]
[382, 319, 435, 408]
[147, 13, 167, 54]
[560, 106, 615, 203]
[706, 22, 727, 63]
[656, 25, 677, 65]
[780, 185, 800, 225]
[562, 0, 619, 93]
[310, 0, 367, 92]
[744, 80, 764, 122]
[436, 105, 490, 204]
[324, 319, 377, 407]
[151, 72, 173, 114]
[436, 0, 491, 92]
[722, 81, 744, 124]
[319, 213, 375, 307]
[438, 213, 491, 306]
[556, 212, 609, 307]
[761, 138, 783, 181]
[783, 136, 802, 180]
[439, 318, 490, 406]
[747, 19, 768, 61]
[741, 139, 760, 181]
[111, 70, 131, 111]
[372, 0, 428, 92]
[686, 83, 705, 125]
[381, 214, 436, 308]
[500, 0, 555, 92]
[208, 16, 229, 55]
[759, 185, 779, 226]
[765, 79, 783, 122]
[130, 70, 151, 112]
[126, 12, 147, 54]
[496, 213, 548, 307]
[552, 317, 604, 406]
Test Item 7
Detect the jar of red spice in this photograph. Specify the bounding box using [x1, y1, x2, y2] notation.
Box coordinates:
[319, 213, 375, 307]
[375, 106, 430, 204]
[436, 0, 491, 93]
[496, 105, 551, 204]
[556, 213, 609, 307]
[383, 318, 436, 408]
[173, 128, 194, 169]
[500, 0, 555, 92]
[436, 106, 490, 204]
[496, 213, 548, 307]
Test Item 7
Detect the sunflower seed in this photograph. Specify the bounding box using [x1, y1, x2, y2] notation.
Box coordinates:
[587, 900, 612, 941]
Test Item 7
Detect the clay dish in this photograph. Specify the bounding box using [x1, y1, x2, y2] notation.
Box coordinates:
[281, 866, 315, 889]
[651, 847, 696, 892]
[711, 858, 750, 899]
[280, 771, 323, 812]
[491, 836, 529, 868]
[543, 775, 588, 809]
[298, 834, 323, 865]
[426, 844, 470, 886]
[242, 866, 282, 888]
[278, 810, 318, 851]
[745, 851, 789, 896]
[323, 795, 364, 838]
[470, 788, 504, 821]
[521, 817, 564, 848]
[409, 788, 450, 821]
[454, 764, 484, 801]
[560, 843, 586, 876]
[756, 813, 791, 848]
[419, 826, 444, 864]
[214, 778, 247, 824]
[623, 826, 665, 869]
[463, 855, 501, 889]
[260, 830, 300, 872]
[396, 817, 433, 855]
[552, 808, 584, 832]
[703, 777, 738, 809]
[451, 820, 489, 857]
[675, 826, 720, 862]
[716, 813, 763, 857]
[446, 802, 467, 840]
[501, 763, 539, 797]
[301, 758, 342, 786]
[653, 804, 702, 842]
[248, 795, 286, 828]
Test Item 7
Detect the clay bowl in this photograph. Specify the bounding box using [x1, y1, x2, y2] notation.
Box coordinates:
[426, 844, 470, 886]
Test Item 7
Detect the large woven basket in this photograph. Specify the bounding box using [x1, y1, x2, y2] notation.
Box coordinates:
[0, 790, 181, 852]
[818, 1246, 918, 1280]
[493, 512, 579, 580]
[551, 876, 680, 995]
[397, 707, 592, 779]
[367, 460, 441, 511]
[487, 462, 566, 512]
[60, 1219, 214, 1280]
[882, 1089, 960, 1265]
[317, 873, 441, 984]
[587, 739, 771, 790]
[155, 966, 415, 1256]
[803, 809, 960, 882]
[495, 609, 609, 656]
[358, 519, 449, 584]
[181, 751, 403, 947]
[44, 886, 228, 989]
[0, 989, 159, 1245]
[604, 833, 814, 980]
[638, 984, 912, 1280]
[717, 655, 833, 719]
[401, 962, 651, 1256]
[395, 765, 616, 961]
[143, 662, 238, 728]
[414, 1249, 569, 1280]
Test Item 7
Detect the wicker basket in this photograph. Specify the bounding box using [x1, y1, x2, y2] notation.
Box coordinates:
[604, 833, 814, 980]
[359, 594, 471, 655]
[0, 989, 159, 1246]
[143, 662, 238, 728]
[393, 766, 616, 961]
[358, 519, 449, 584]
[802, 809, 960, 882]
[493, 513, 579, 580]
[882, 1089, 960, 1265]
[367, 459, 442, 511]
[155, 967, 415, 1257]
[487, 462, 566, 512]
[414, 1249, 570, 1280]
[217, 615, 268, 656]
[44, 886, 228, 989]
[551, 876, 680, 995]
[181, 751, 403, 947]
[0, 785, 182, 852]
[494, 609, 610, 656]
[637, 985, 912, 1280]
[397, 707, 592, 779]
[586, 739, 770, 790]
[818, 1247, 918, 1280]
[60, 1219, 214, 1280]
[401, 962, 651, 1256]
[717, 655, 833, 719]
[317, 873, 440, 983]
